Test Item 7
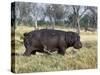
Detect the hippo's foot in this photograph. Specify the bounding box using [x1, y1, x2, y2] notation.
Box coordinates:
[57, 49, 65, 55]
[23, 51, 32, 56]
[23, 53, 31, 56]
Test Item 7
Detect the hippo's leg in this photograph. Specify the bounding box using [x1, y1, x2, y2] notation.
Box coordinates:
[43, 45, 52, 55]
[57, 47, 66, 55]
[23, 49, 33, 56]
[31, 50, 36, 55]
[23, 46, 36, 56]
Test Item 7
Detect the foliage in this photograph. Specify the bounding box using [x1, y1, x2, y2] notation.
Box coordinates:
[11, 2, 97, 31]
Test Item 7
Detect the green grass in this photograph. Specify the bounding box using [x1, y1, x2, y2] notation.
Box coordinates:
[11, 26, 97, 73]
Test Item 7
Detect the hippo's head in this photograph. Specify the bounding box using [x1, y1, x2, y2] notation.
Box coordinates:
[65, 32, 82, 49]
[73, 35, 82, 49]
[73, 41, 82, 49]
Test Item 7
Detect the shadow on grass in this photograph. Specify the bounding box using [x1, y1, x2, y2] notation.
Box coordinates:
[11, 53, 24, 56]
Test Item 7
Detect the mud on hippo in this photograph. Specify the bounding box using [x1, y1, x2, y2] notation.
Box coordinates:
[23, 29, 82, 56]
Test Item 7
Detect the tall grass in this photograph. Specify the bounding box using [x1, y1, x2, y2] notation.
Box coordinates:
[11, 26, 97, 73]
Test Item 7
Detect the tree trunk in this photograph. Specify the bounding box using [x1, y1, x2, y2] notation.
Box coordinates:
[52, 20, 55, 29]
[34, 20, 38, 30]
[76, 17, 80, 34]
[51, 17, 55, 29]
[84, 19, 89, 32]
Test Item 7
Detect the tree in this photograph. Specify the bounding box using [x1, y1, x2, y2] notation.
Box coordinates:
[71, 5, 88, 34]
[15, 2, 46, 29]
[15, 2, 33, 26]
[88, 7, 97, 29]
[46, 4, 65, 29]
[80, 6, 97, 32]
[30, 3, 40, 29]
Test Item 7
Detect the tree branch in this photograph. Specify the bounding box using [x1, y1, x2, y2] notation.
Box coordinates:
[80, 7, 87, 18]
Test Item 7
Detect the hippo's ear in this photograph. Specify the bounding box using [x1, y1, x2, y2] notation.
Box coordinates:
[24, 32, 28, 36]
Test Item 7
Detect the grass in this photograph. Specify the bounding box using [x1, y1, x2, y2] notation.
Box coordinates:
[11, 26, 97, 73]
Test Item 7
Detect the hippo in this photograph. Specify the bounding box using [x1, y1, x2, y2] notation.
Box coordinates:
[23, 29, 82, 56]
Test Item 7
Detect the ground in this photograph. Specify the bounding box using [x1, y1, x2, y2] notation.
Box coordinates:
[11, 26, 97, 73]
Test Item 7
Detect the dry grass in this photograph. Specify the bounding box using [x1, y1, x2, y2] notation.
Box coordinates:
[11, 26, 97, 73]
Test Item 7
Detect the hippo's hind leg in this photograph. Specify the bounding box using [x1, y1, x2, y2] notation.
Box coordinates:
[23, 49, 33, 56]
[23, 46, 36, 56]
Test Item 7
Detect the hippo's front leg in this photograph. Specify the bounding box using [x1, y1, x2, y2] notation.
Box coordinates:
[57, 47, 66, 55]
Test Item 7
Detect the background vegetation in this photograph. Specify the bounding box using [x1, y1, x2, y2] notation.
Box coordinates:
[11, 2, 97, 34]
[11, 2, 97, 73]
